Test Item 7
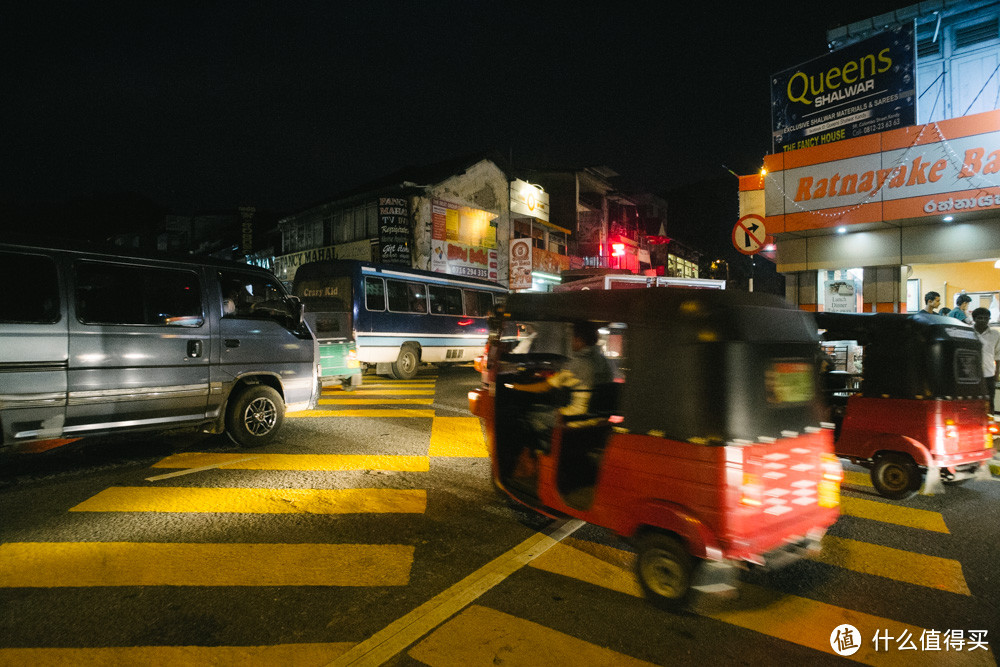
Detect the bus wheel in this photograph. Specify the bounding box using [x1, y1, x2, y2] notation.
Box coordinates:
[391, 345, 419, 380]
[635, 532, 693, 611]
[225, 385, 284, 447]
[870, 453, 921, 500]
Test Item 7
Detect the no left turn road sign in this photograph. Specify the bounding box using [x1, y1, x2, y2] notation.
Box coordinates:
[733, 214, 766, 255]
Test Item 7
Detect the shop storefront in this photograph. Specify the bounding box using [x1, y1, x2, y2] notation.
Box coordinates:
[743, 108, 1000, 318]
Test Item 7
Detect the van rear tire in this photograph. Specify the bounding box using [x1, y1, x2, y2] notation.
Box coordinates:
[391, 346, 419, 380]
[225, 385, 284, 447]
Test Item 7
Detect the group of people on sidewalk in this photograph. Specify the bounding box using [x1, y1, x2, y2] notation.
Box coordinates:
[921, 291, 1000, 414]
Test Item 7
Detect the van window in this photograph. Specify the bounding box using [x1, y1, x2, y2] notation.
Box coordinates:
[219, 270, 286, 319]
[365, 277, 386, 311]
[428, 285, 462, 315]
[0, 251, 60, 324]
[75, 261, 204, 327]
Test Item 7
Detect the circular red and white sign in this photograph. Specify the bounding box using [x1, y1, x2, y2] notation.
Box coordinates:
[733, 214, 766, 255]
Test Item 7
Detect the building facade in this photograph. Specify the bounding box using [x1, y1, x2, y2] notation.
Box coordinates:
[743, 0, 1000, 317]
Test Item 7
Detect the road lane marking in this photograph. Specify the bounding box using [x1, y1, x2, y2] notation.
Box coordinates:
[0, 644, 355, 665]
[346, 389, 436, 395]
[290, 409, 436, 418]
[145, 456, 259, 482]
[530, 537, 641, 597]
[0, 543, 414, 587]
[328, 519, 584, 667]
[152, 453, 429, 472]
[407, 605, 657, 667]
[840, 496, 950, 533]
[843, 470, 873, 488]
[69, 487, 427, 515]
[319, 398, 434, 405]
[813, 536, 971, 595]
[428, 417, 487, 457]
[527, 541, 990, 665]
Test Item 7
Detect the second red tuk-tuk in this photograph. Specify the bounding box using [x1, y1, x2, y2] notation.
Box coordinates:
[816, 311, 994, 499]
[469, 288, 842, 609]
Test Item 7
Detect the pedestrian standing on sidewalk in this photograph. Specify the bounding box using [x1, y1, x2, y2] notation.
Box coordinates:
[949, 294, 973, 324]
[920, 291, 941, 314]
[971, 308, 1000, 415]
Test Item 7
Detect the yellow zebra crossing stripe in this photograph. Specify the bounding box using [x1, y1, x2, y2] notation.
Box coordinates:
[408, 605, 657, 667]
[428, 417, 487, 457]
[151, 453, 429, 472]
[0, 644, 355, 666]
[840, 497, 950, 533]
[528, 540, 990, 666]
[813, 536, 971, 595]
[0, 542, 414, 587]
[843, 470, 873, 488]
[339, 389, 436, 395]
[69, 487, 427, 515]
[319, 398, 433, 405]
[290, 409, 435, 418]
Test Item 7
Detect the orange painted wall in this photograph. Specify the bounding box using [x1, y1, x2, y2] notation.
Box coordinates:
[910, 260, 1000, 307]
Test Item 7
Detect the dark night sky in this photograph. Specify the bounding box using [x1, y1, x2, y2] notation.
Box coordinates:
[1, 1, 911, 221]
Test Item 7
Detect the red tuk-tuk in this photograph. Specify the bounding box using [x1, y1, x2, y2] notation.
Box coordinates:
[816, 312, 994, 499]
[469, 289, 842, 609]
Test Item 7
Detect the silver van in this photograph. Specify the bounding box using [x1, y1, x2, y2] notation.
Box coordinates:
[0, 241, 319, 451]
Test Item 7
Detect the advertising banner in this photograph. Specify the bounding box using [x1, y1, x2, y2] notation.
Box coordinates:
[378, 197, 411, 267]
[765, 113, 1000, 224]
[771, 24, 915, 153]
[824, 281, 858, 313]
[509, 238, 533, 290]
[510, 179, 550, 222]
[430, 241, 498, 280]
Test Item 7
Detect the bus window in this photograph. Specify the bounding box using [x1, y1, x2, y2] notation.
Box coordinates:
[429, 285, 463, 315]
[407, 283, 428, 313]
[463, 290, 493, 317]
[365, 277, 385, 311]
[387, 280, 409, 312]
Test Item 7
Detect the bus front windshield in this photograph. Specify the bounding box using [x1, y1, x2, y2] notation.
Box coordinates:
[294, 276, 353, 312]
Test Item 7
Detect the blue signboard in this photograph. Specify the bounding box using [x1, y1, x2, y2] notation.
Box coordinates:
[771, 23, 916, 153]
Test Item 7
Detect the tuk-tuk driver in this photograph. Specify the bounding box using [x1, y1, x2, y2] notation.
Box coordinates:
[511, 320, 615, 448]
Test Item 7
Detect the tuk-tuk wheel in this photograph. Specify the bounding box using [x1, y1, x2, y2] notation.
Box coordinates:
[870, 453, 922, 500]
[635, 532, 693, 611]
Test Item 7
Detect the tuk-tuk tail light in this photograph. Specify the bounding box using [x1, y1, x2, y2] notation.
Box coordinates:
[821, 452, 843, 482]
[741, 473, 763, 507]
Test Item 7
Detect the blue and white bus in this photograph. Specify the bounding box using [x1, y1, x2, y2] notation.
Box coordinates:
[293, 260, 507, 380]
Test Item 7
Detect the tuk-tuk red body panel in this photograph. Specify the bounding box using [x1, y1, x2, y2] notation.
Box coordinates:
[836, 396, 993, 468]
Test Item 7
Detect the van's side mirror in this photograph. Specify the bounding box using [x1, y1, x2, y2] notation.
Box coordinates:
[285, 296, 305, 328]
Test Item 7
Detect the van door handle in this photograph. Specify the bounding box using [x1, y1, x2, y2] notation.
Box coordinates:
[225, 339, 241, 348]
[188, 340, 203, 358]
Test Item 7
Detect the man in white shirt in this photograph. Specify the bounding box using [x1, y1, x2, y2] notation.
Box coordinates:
[971, 307, 1000, 414]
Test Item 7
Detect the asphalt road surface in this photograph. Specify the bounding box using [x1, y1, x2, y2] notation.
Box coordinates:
[1, 364, 997, 665]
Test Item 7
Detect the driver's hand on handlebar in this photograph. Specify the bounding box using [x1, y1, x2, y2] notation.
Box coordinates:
[507, 380, 550, 393]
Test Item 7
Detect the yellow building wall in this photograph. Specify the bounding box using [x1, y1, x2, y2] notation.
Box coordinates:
[911, 260, 1000, 310]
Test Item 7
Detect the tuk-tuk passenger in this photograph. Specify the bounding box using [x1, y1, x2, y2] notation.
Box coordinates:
[511, 320, 615, 448]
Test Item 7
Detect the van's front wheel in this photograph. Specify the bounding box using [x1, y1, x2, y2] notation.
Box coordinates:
[635, 532, 693, 611]
[226, 385, 284, 447]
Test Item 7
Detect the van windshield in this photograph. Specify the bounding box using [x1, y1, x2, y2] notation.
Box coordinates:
[295, 276, 353, 312]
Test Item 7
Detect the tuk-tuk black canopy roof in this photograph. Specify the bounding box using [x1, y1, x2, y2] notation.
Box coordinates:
[498, 287, 826, 443]
[815, 311, 983, 399]
[503, 288, 818, 344]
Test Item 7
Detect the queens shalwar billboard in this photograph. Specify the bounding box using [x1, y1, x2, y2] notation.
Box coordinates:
[771, 24, 916, 153]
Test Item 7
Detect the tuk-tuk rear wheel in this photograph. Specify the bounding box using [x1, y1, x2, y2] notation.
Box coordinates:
[635, 532, 693, 611]
[871, 453, 921, 500]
